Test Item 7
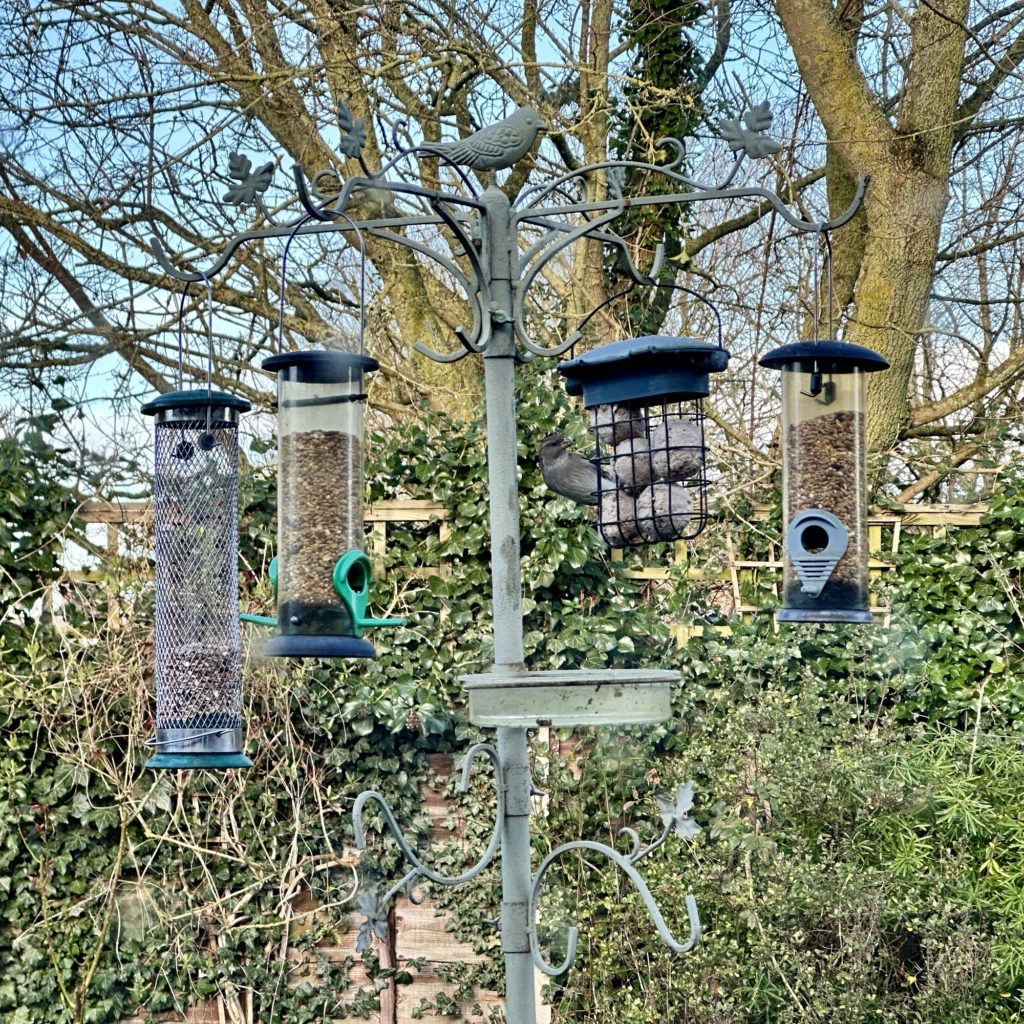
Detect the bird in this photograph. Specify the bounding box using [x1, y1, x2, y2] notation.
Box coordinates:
[420, 108, 545, 172]
[538, 434, 616, 506]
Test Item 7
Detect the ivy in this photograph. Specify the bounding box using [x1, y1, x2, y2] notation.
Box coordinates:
[3, 374, 1024, 1021]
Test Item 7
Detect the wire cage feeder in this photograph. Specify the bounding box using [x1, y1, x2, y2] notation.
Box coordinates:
[141, 390, 252, 769]
[558, 335, 730, 545]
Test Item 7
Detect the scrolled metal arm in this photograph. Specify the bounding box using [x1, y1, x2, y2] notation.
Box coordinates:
[528, 838, 701, 977]
[512, 203, 630, 358]
[352, 742, 504, 893]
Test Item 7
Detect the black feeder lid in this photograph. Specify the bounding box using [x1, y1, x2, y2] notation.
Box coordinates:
[263, 350, 379, 383]
[557, 336, 730, 408]
[141, 389, 252, 416]
[758, 340, 889, 373]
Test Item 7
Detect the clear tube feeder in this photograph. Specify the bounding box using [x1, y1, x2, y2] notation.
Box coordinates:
[141, 390, 252, 770]
[759, 340, 889, 623]
[262, 350, 401, 657]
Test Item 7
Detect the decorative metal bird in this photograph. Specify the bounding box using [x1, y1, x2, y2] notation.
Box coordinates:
[539, 434, 616, 506]
[421, 108, 545, 172]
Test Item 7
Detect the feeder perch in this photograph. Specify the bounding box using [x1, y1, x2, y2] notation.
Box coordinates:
[759, 340, 888, 623]
[141, 390, 252, 769]
[557, 336, 730, 545]
[262, 350, 401, 657]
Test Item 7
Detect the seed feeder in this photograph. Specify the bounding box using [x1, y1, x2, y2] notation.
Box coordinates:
[759, 339, 888, 623]
[141, 390, 253, 769]
[260, 350, 403, 657]
[557, 336, 730, 545]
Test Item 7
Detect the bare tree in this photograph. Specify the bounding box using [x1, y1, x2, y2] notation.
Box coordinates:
[2, 0, 1023, 501]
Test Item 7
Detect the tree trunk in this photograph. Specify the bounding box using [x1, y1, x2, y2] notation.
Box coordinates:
[775, 0, 968, 457]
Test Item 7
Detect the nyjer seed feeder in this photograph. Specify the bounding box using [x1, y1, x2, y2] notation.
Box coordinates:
[759, 339, 889, 624]
[557, 336, 730, 545]
[261, 350, 403, 658]
[141, 389, 252, 769]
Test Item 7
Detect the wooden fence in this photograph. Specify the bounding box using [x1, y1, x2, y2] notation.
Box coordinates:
[79, 496, 988, 630]
[76, 497, 984, 1023]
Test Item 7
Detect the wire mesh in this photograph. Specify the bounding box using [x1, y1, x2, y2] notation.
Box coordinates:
[153, 415, 243, 731]
[589, 398, 708, 546]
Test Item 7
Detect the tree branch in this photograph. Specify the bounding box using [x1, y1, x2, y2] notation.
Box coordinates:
[910, 346, 1024, 427]
[896, 427, 999, 502]
[774, 0, 894, 171]
[955, 29, 1024, 139]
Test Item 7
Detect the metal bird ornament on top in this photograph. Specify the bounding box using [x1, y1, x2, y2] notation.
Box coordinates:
[418, 107, 546, 172]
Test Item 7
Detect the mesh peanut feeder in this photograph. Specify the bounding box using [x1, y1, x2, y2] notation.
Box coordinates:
[557, 336, 730, 545]
[759, 340, 888, 623]
[142, 390, 252, 769]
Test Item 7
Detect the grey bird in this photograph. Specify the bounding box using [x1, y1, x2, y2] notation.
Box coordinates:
[539, 434, 615, 506]
[421, 108, 545, 172]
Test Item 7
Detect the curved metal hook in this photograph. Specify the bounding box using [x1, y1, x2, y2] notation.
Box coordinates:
[386, 199, 488, 363]
[390, 119, 413, 154]
[730, 177, 869, 234]
[519, 175, 869, 240]
[601, 232, 665, 287]
[150, 232, 210, 283]
[514, 204, 627, 357]
[293, 163, 337, 221]
[619, 823, 672, 865]
[528, 839, 700, 976]
[352, 743, 503, 889]
[655, 136, 687, 173]
[413, 338, 473, 363]
[427, 198, 489, 350]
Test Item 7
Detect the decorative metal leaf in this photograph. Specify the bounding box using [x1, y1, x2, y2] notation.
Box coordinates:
[717, 117, 746, 151]
[656, 781, 701, 840]
[222, 152, 274, 206]
[355, 890, 389, 952]
[716, 104, 782, 161]
[743, 101, 775, 134]
[744, 134, 783, 160]
[338, 99, 367, 158]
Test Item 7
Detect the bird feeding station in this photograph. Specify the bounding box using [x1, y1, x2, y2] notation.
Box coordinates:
[141, 389, 253, 769]
[261, 349, 403, 658]
[759, 340, 889, 623]
[148, 93, 872, 1024]
[557, 336, 730, 546]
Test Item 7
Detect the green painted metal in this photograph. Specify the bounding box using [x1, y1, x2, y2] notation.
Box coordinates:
[146, 752, 253, 770]
[332, 550, 406, 637]
[239, 612, 277, 626]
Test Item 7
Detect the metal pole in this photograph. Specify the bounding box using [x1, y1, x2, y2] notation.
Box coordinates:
[480, 183, 536, 1024]
[497, 725, 535, 1024]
